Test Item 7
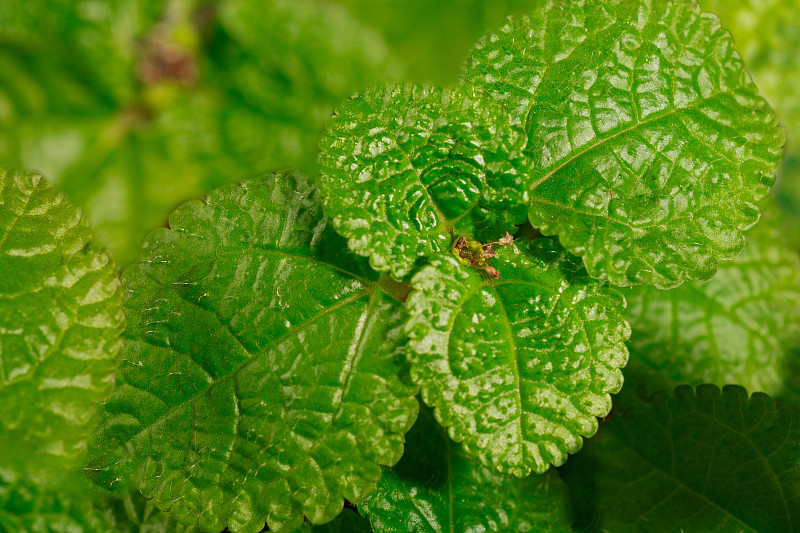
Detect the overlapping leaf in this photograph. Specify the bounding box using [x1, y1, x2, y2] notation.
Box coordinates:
[464, 0, 784, 288]
[84, 171, 418, 533]
[361, 406, 573, 532]
[405, 237, 629, 477]
[623, 221, 800, 395]
[574, 385, 800, 532]
[0, 169, 123, 482]
[318, 83, 529, 279]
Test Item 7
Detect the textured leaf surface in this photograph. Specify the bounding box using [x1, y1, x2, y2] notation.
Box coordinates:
[464, 0, 784, 288]
[405, 237, 629, 476]
[318, 83, 529, 279]
[85, 172, 418, 533]
[361, 406, 572, 532]
[699, 0, 800, 146]
[0, 169, 123, 481]
[623, 221, 800, 395]
[578, 385, 800, 532]
[0, 0, 396, 266]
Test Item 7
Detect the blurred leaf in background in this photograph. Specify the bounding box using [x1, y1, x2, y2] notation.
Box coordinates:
[0, 0, 398, 265]
[0, 0, 547, 267]
[698, 0, 800, 247]
[332, 0, 538, 83]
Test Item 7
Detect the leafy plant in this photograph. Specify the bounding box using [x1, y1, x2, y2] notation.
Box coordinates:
[2, 0, 800, 532]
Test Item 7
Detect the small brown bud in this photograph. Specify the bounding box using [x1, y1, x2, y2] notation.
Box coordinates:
[498, 232, 514, 246]
[480, 246, 495, 259]
[485, 266, 500, 279]
[455, 236, 467, 250]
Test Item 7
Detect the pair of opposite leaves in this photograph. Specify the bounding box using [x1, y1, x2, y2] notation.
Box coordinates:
[0, 1, 787, 532]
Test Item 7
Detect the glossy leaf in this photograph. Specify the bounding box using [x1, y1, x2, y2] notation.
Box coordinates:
[318, 83, 529, 279]
[0, 169, 124, 482]
[84, 171, 418, 533]
[699, 0, 800, 146]
[623, 221, 800, 395]
[579, 385, 800, 532]
[361, 406, 573, 532]
[405, 237, 629, 476]
[464, 0, 784, 288]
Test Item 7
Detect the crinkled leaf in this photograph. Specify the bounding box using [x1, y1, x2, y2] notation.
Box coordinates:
[699, 0, 800, 147]
[0, 169, 123, 482]
[405, 237, 629, 476]
[318, 83, 529, 279]
[84, 171, 418, 533]
[464, 0, 784, 288]
[361, 405, 572, 532]
[576, 385, 800, 532]
[623, 220, 800, 395]
[0, 0, 396, 266]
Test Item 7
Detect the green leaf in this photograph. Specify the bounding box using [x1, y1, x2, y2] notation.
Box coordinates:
[0, 0, 397, 266]
[298, 509, 373, 533]
[772, 154, 800, 251]
[577, 385, 800, 532]
[464, 0, 785, 288]
[101, 492, 201, 533]
[405, 237, 629, 476]
[698, 0, 800, 147]
[318, 83, 529, 279]
[333, 0, 543, 84]
[0, 0, 163, 102]
[84, 171, 419, 533]
[622, 221, 800, 396]
[0, 169, 124, 482]
[1, 472, 197, 533]
[361, 405, 573, 533]
[0, 472, 113, 533]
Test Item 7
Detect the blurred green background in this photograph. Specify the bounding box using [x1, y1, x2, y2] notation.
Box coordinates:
[1, 0, 799, 266]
